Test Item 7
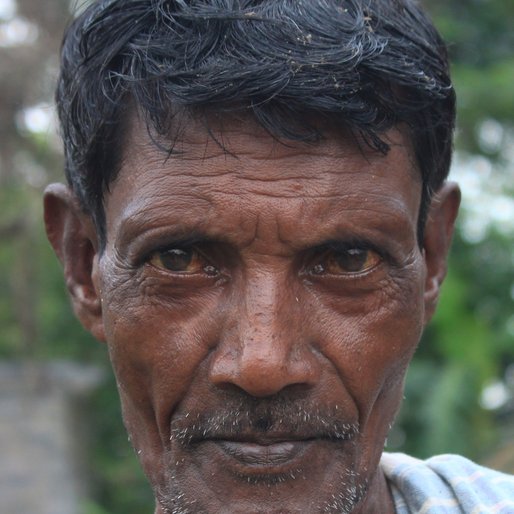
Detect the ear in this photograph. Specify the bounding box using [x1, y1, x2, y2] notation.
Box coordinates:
[43, 183, 106, 342]
[423, 181, 461, 325]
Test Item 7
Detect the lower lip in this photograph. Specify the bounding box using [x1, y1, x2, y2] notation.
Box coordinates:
[212, 440, 314, 469]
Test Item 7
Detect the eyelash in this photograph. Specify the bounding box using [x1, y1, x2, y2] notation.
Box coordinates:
[138, 237, 205, 264]
[324, 240, 383, 256]
[306, 242, 385, 274]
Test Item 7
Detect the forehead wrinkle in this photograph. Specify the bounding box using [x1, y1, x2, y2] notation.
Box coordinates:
[166, 150, 371, 180]
[123, 146, 368, 199]
[238, 211, 300, 258]
[110, 164, 418, 251]
[129, 122, 368, 174]
[127, 143, 420, 205]
[123, 114, 421, 191]
[110, 117, 422, 252]
[125, 138, 320, 185]
[276, 207, 416, 251]
[111, 193, 215, 245]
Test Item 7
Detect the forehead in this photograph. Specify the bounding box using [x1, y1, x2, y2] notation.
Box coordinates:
[104, 115, 422, 248]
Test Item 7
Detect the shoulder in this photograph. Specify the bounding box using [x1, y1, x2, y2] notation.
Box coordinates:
[381, 452, 514, 513]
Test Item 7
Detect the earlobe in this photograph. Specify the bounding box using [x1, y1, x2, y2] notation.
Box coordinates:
[423, 181, 461, 325]
[43, 183, 106, 342]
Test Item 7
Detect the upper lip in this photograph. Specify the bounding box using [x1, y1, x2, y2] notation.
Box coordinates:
[169, 409, 359, 445]
[191, 431, 349, 446]
[205, 436, 314, 445]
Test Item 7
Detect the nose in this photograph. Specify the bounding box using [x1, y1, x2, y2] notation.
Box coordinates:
[209, 272, 321, 397]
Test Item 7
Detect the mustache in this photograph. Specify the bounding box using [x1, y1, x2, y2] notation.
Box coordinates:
[170, 394, 359, 444]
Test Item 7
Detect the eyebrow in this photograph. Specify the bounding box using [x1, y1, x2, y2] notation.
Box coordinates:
[116, 220, 214, 249]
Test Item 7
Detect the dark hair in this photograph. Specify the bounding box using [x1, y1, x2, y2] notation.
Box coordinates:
[56, 0, 455, 246]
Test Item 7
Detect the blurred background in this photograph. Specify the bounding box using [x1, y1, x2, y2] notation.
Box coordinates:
[0, 0, 513, 512]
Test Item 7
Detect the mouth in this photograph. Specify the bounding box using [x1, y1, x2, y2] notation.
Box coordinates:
[169, 404, 359, 478]
[210, 437, 315, 468]
[159, 428, 363, 514]
[190, 433, 349, 477]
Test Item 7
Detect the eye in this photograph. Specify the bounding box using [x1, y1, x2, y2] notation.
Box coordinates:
[310, 247, 381, 276]
[149, 247, 219, 276]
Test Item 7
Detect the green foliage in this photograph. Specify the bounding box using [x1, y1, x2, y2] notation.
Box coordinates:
[85, 374, 154, 513]
[453, 60, 514, 154]
[394, 230, 514, 462]
[388, 0, 514, 467]
[81, 501, 112, 514]
[427, 0, 514, 155]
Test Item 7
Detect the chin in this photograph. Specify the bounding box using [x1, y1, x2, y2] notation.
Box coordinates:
[151, 440, 370, 514]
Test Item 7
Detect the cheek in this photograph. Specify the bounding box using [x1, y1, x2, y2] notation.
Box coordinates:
[311, 267, 425, 425]
[99, 271, 225, 446]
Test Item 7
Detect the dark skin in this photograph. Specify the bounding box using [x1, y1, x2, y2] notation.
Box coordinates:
[44, 116, 460, 513]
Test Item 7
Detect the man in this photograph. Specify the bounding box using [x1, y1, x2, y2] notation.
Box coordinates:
[44, 0, 514, 512]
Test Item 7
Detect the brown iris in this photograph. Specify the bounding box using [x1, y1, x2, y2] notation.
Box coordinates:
[150, 248, 211, 274]
[311, 248, 381, 275]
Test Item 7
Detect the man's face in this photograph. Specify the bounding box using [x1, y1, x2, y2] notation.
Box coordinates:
[45, 115, 459, 514]
[86, 117, 426, 513]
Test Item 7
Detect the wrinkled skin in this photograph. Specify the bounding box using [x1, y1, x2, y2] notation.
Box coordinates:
[44, 116, 459, 513]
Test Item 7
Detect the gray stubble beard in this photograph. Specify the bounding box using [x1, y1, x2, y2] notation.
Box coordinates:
[154, 457, 368, 514]
[155, 407, 366, 514]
